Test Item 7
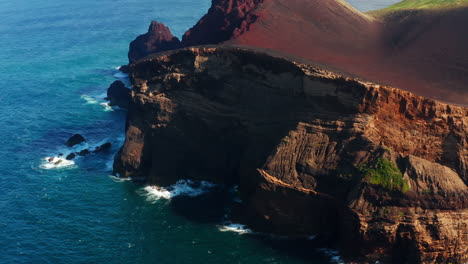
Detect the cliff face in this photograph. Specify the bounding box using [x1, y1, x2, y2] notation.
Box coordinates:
[114, 46, 468, 263]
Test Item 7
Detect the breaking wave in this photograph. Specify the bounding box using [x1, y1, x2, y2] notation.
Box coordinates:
[218, 222, 253, 234]
[140, 180, 217, 202]
[40, 156, 75, 169]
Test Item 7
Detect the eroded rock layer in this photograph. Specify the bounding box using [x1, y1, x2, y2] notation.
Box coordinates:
[114, 46, 468, 263]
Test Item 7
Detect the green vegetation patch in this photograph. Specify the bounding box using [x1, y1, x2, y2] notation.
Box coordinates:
[379, 0, 468, 11]
[359, 158, 410, 193]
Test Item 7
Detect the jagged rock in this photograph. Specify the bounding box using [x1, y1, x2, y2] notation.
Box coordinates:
[114, 46, 468, 263]
[118, 65, 129, 74]
[106, 80, 130, 109]
[66, 134, 85, 147]
[182, 0, 263, 46]
[128, 21, 181, 63]
[93, 142, 111, 153]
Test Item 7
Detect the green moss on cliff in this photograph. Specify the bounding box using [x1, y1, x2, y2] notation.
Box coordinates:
[360, 158, 410, 193]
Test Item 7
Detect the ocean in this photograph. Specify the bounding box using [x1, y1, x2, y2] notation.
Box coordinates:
[0, 0, 397, 263]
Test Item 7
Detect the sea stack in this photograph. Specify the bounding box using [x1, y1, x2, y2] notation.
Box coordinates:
[128, 21, 181, 63]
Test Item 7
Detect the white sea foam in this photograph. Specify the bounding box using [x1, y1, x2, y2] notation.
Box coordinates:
[113, 71, 128, 79]
[40, 156, 75, 169]
[81, 95, 98, 104]
[100, 102, 113, 112]
[218, 223, 252, 234]
[141, 180, 216, 202]
[317, 248, 345, 264]
[81, 93, 116, 112]
[109, 175, 132, 183]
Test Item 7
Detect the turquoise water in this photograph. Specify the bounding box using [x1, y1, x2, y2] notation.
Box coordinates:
[0, 0, 393, 263]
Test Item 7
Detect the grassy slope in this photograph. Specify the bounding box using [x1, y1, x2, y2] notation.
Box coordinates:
[369, 0, 468, 15]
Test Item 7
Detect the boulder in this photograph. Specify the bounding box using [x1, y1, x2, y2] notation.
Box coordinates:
[128, 21, 181, 63]
[66, 134, 85, 147]
[106, 80, 130, 109]
[93, 142, 112, 153]
[65, 153, 76, 160]
[77, 149, 90, 156]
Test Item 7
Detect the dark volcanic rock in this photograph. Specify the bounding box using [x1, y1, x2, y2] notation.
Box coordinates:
[118, 65, 129, 74]
[93, 142, 111, 153]
[65, 153, 76, 160]
[66, 134, 85, 147]
[77, 149, 90, 156]
[106, 80, 130, 109]
[115, 47, 468, 263]
[128, 21, 181, 63]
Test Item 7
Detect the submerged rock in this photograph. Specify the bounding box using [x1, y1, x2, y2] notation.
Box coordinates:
[93, 142, 111, 153]
[77, 149, 90, 156]
[65, 153, 76, 160]
[66, 134, 85, 147]
[118, 65, 129, 74]
[106, 80, 130, 109]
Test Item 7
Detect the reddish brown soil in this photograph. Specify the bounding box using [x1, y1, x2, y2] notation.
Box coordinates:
[178, 0, 468, 105]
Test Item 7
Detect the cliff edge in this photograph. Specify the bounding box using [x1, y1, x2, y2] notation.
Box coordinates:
[114, 46, 468, 263]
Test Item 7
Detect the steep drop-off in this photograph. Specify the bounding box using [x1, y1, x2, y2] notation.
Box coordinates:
[114, 46, 468, 263]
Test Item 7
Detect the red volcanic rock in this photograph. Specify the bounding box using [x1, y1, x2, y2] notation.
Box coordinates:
[181, 0, 263, 46]
[128, 21, 181, 63]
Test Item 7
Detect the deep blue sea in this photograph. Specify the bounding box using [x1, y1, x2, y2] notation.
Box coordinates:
[0, 0, 398, 263]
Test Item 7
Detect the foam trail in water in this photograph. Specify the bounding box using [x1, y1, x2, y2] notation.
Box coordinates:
[100, 102, 113, 112]
[141, 180, 216, 202]
[40, 156, 75, 169]
[218, 222, 253, 234]
[81, 95, 99, 104]
[113, 71, 128, 79]
[317, 248, 345, 264]
[81, 93, 116, 112]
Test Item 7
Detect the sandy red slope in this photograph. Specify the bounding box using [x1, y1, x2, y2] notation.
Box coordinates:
[131, 0, 468, 105]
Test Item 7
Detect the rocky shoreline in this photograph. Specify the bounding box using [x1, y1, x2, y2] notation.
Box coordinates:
[109, 0, 468, 263]
[112, 46, 467, 263]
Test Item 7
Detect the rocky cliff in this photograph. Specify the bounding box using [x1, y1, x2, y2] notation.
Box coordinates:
[114, 46, 468, 263]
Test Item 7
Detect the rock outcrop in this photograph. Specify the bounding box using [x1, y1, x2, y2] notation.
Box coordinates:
[128, 21, 181, 63]
[114, 46, 468, 263]
[106, 80, 131, 109]
[181, 0, 264, 46]
[66, 134, 85, 147]
[65, 142, 112, 160]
